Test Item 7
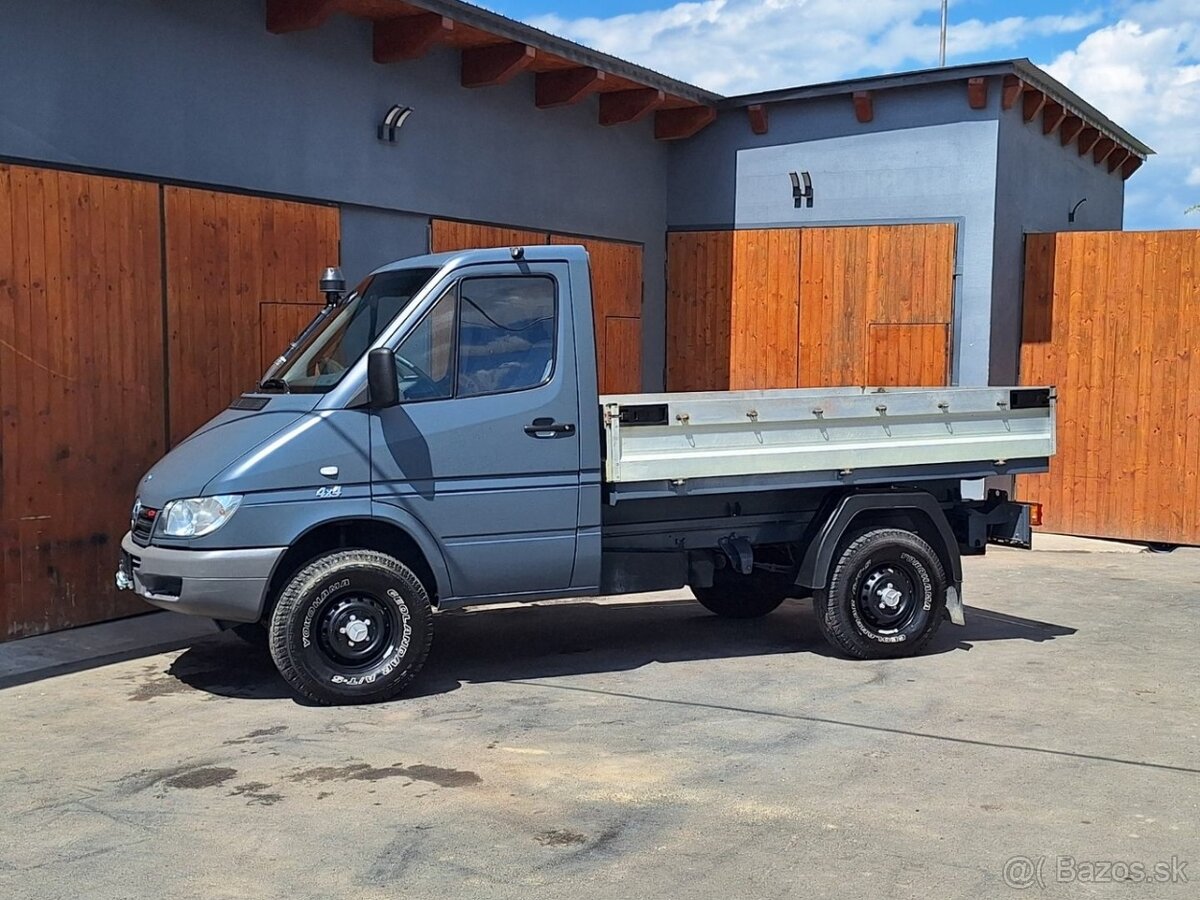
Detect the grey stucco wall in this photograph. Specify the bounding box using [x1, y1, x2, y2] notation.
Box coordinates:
[0, 0, 670, 387]
[671, 83, 1002, 387]
[989, 107, 1125, 384]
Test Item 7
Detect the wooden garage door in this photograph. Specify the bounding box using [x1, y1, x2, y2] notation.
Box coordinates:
[1020, 230, 1200, 544]
[666, 224, 956, 391]
[164, 187, 339, 442]
[431, 219, 644, 394]
[0, 165, 165, 639]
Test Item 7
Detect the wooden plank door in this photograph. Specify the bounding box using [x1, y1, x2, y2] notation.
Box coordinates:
[665, 231, 734, 392]
[163, 188, 339, 443]
[430, 220, 548, 253]
[1019, 230, 1200, 544]
[550, 235, 643, 394]
[798, 223, 956, 387]
[0, 165, 165, 639]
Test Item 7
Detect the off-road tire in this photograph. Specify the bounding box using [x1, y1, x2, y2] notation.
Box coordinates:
[268, 549, 433, 705]
[691, 569, 790, 619]
[813, 528, 946, 659]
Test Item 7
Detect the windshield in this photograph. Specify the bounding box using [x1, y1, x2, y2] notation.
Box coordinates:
[265, 267, 438, 393]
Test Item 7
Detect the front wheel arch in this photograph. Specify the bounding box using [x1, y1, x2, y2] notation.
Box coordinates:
[263, 518, 445, 623]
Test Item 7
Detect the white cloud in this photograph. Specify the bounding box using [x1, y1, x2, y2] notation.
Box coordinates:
[1043, 6, 1200, 228]
[528, 0, 1200, 227]
[530, 1, 1100, 93]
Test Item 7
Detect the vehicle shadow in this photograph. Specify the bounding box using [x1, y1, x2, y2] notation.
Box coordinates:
[165, 597, 1076, 702]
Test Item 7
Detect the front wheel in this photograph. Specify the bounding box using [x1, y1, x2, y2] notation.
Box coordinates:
[813, 528, 946, 659]
[268, 550, 433, 705]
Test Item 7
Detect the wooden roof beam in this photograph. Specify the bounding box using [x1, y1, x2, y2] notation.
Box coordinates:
[1092, 137, 1116, 165]
[1121, 156, 1144, 179]
[1042, 101, 1066, 136]
[1077, 127, 1101, 156]
[1022, 88, 1047, 123]
[373, 14, 454, 64]
[599, 88, 666, 126]
[747, 104, 769, 135]
[967, 77, 988, 110]
[853, 91, 873, 123]
[535, 67, 605, 109]
[461, 42, 536, 88]
[1107, 148, 1133, 174]
[1001, 74, 1023, 110]
[1059, 116, 1085, 147]
[655, 106, 717, 141]
[267, 0, 341, 34]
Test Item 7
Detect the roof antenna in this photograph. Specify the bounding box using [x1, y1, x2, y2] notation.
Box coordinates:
[939, 0, 948, 67]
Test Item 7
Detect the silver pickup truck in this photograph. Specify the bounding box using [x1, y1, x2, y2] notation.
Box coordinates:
[117, 245, 1055, 705]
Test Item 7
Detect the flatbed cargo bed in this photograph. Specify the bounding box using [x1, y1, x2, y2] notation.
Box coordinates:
[601, 386, 1055, 501]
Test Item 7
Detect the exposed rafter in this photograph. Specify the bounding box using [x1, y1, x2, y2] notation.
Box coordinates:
[655, 106, 717, 141]
[1041, 101, 1066, 136]
[1001, 75, 1023, 110]
[535, 67, 605, 109]
[599, 88, 666, 126]
[967, 77, 988, 110]
[1059, 116, 1085, 147]
[373, 14, 454, 64]
[1107, 148, 1132, 174]
[747, 104, 769, 135]
[266, 0, 341, 34]
[461, 42, 536, 88]
[1092, 137, 1116, 165]
[1077, 127, 1101, 156]
[1022, 89, 1046, 123]
[1121, 156, 1144, 179]
[853, 91, 873, 123]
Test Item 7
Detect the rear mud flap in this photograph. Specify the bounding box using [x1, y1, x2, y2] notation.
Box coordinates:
[945, 584, 965, 626]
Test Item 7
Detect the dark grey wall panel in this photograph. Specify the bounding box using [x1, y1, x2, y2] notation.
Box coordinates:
[339, 206, 430, 286]
[0, 0, 670, 387]
[990, 109, 1124, 384]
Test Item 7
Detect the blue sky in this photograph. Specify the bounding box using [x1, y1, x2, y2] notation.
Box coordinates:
[479, 0, 1200, 230]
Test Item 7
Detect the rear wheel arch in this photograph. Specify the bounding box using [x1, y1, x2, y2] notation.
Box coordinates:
[263, 517, 446, 622]
[797, 492, 962, 592]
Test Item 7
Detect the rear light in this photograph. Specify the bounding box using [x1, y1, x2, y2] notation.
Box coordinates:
[1027, 502, 1043, 527]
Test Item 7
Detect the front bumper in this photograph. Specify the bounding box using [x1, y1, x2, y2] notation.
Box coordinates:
[117, 532, 285, 623]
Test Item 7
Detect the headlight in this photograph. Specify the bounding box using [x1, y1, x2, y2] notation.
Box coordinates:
[161, 495, 242, 538]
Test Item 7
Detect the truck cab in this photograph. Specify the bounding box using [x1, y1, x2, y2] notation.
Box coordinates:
[119, 245, 1052, 705]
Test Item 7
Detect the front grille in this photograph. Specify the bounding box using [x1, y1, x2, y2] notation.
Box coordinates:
[131, 505, 159, 546]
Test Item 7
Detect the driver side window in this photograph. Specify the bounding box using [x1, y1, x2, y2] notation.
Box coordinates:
[392, 286, 455, 401]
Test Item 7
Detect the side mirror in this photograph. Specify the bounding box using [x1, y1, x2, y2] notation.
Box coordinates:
[367, 348, 400, 409]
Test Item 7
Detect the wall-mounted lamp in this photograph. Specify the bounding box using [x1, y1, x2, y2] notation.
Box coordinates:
[790, 171, 814, 209]
[1068, 198, 1087, 223]
[378, 104, 413, 143]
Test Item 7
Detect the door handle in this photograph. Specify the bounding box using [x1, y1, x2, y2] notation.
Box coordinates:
[524, 418, 576, 438]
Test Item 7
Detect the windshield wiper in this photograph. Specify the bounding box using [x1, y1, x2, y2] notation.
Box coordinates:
[258, 378, 291, 394]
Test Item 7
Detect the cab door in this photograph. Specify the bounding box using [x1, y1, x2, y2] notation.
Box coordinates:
[369, 262, 581, 600]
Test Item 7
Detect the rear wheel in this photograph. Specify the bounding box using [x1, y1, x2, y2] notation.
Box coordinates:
[691, 568, 791, 619]
[813, 528, 946, 659]
[268, 549, 433, 705]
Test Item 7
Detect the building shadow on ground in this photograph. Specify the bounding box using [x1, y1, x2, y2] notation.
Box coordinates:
[163, 597, 1076, 703]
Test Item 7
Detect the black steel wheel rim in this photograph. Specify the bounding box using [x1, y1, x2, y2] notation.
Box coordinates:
[856, 562, 918, 632]
[316, 592, 397, 669]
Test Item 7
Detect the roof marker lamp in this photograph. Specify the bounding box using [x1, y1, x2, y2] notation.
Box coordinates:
[162, 495, 243, 538]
